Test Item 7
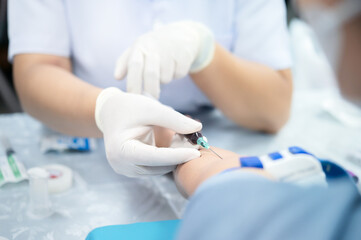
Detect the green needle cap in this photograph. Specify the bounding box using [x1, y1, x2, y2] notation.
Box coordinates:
[197, 138, 209, 149]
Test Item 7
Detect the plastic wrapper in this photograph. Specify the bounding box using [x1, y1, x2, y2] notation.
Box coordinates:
[40, 127, 97, 153]
[0, 115, 185, 239]
[0, 154, 27, 187]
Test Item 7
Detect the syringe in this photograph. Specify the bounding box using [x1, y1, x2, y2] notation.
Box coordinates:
[183, 132, 223, 159]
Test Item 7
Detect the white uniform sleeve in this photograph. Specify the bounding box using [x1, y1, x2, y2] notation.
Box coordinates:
[233, 0, 292, 70]
[8, 0, 70, 61]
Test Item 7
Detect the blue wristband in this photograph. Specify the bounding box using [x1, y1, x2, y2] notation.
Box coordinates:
[239, 156, 264, 169]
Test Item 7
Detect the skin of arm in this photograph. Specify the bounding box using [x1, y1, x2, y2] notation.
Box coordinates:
[154, 126, 273, 197]
[13, 54, 103, 137]
[13, 44, 292, 137]
[191, 44, 293, 133]
[174, 147, 274, 197]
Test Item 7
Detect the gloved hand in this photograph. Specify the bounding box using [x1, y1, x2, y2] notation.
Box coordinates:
[114, 21, 215, 99]
[95, 87, 202, 177]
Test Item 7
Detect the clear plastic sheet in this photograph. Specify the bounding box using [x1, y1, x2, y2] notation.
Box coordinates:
[0, 114, 185, 239]
[0, 175, 181, 239]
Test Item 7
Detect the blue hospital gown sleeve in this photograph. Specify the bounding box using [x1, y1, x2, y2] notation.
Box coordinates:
[8, 0, 70, 61]
[176, 171, 361, 240]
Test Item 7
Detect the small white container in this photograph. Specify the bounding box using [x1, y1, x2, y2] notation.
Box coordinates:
[27, 167, 53, 218]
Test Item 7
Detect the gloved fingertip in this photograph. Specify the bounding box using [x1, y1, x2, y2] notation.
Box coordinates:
[153, 92, 160, 100]
[176, 120, 202, 135]
[185, 149, 201, 161]
[143, 87, 160, 100]
[114, 49, 132, 80]
[179, 148, 201, 160]
[174, 71, 187, 80]
[196, 121, 203, 130]
[114, 63, 128, 79]
[127, 84, 142, 95]
[160, 75, 172, 84]
[114, 71, 122, 80]
[183, 118, 202, 133]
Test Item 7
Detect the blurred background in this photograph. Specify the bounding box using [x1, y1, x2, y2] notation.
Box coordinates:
[0, 0, 21, 113]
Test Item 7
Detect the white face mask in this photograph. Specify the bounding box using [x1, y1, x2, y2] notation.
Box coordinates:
[298, 0, 361, 70]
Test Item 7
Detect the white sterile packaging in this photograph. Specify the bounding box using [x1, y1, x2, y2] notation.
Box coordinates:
[0, 153, 28, 187]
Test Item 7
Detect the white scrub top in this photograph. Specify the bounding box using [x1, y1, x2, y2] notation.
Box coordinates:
[8, 0, 292, 112]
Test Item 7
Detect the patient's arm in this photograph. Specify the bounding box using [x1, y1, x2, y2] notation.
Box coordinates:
[154, 126, 273, 197]
[174, 147, 274, 197]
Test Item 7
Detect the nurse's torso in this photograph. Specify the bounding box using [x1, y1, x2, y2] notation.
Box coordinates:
[64, 0, 235, 112]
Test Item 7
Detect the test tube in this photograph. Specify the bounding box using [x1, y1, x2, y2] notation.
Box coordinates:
[27, 167, 53, 218]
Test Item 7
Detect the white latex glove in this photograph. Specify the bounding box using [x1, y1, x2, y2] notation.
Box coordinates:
[114, 21, 215, 99]
[95, 87, 202, 177]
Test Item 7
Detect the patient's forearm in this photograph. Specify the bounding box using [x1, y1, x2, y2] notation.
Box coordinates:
[153, 127, 273, 197]
[174, 147, 273, 197]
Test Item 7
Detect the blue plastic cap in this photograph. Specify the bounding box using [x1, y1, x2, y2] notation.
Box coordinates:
[289, 146, 311, 155]
[240, 156, 264, 169]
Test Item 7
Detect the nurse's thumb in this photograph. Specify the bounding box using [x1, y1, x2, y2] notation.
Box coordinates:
[151, 105, 202, 134]
[114, 48, 131, 80]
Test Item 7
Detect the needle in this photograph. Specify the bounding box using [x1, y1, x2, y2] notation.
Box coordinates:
[183, 132, 223, 159]
[209, 147, 223, 159]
